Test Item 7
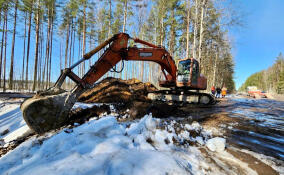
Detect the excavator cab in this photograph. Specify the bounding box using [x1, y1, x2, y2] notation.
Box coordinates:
[176, 58, 207, 90]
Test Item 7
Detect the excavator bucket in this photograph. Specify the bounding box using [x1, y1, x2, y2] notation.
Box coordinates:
[21, 90, 78, 133]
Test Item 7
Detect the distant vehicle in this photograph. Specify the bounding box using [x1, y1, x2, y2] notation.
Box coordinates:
[247, 86, 267, 98]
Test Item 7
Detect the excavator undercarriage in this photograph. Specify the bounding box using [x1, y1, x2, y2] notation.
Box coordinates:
[148, 90, 215, 105]
[21, 33, 216, 133]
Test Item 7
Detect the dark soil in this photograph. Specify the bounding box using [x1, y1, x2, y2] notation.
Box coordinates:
[79, 77, 218, 120]
[0, 132, 35, 158]
[79, 77, 157, 103]
[68, 104, 111, 125]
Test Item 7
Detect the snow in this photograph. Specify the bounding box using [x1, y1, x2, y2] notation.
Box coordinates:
[72, 102, 102, 109]
[0, 106, 224, 175]
[0, 100, 282, 175]
[195, 136, 205, 145]
[0, 115, 190, 175]
[0, 99, 30, 144]
[185, 121, 201, 131]
[0, 100, 100, 144]
[3, 125, 31, 143]
[206, 137, 226, 152]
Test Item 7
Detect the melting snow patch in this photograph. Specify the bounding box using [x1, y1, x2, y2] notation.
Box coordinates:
[3, 125, 32, 143]
[72, 102, 101, 109]
[0, 100, 28, 142]
[206, 137, 226, 152]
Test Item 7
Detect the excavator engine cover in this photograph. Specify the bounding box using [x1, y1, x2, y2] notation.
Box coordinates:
[21, 90, 77, 133]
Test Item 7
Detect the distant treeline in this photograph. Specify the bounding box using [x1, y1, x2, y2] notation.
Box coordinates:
[239, 53, 284, 94]
[0, 0, 240, 93]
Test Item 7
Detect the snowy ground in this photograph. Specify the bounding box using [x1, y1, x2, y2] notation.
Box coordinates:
[0, 98, 283, 175]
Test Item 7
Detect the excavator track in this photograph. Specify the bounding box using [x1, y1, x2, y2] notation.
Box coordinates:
[147, 90, 216, 105]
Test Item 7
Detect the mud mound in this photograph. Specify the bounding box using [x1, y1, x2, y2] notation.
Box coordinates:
[79, 77, 157, 103]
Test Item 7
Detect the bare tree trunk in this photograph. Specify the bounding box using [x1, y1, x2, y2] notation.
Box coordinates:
[38, 23, 43, 89]
[198, 0, 206, 64]
[213, 45, 218, 86]
[160, 17, 164, 46]
[169, 9, 175, 56]
[48, 29, 53, 87]
[0, 10, 6, 88]
[123, 0, 128, 32]
[64, 23, 70, 69]
[68, 19, 73, 87]
[82, 2, 86, 75]
[43, 8, 51, 89]
[72, 27, 75, 68]
[78, 34, 81, 76]
[64, 22, 70, 88]
[8, 0, 18, 90]
[89, 33, 92, 67]
[48, 2, 54, 87]
[26, 2, 33, 90]
[186, 0, 191, 59]
[32, 1, 40, 91]
[21, 12, 27, 89]
[69, 20, 73, 68]
[120, 0, 128, 79]
[108, 0, 112, 37]
[3, 12, 8, 92]
[193, 0, 199, 59]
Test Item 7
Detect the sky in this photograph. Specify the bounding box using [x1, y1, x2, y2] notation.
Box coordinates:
[231, 0, 284, 89]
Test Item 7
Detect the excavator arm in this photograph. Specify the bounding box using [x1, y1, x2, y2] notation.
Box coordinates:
[54, 33, 177, 93]
[21, 33, 214, 133]
[21, 33, 179, 133]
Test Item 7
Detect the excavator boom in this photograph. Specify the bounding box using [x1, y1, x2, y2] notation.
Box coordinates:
[21, 33, 214, 134]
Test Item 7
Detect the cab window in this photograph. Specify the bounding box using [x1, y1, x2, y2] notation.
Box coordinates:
[178, 60, 191, 75]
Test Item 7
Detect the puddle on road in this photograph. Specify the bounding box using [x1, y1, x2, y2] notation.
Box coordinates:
[227, 97, 284, 161]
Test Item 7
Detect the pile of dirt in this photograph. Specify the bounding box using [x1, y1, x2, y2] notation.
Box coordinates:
[79, 77, 157, 103]
[78, 77, 221, 119]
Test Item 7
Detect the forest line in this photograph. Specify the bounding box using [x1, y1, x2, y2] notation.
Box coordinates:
[0, 0, 239, 92]
[239, 53, 284, 94]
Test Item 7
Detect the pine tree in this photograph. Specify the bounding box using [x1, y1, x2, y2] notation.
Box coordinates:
[8, 0, 19, 90]
[32, 0, 41, 91]
[277, 71, 284, 94]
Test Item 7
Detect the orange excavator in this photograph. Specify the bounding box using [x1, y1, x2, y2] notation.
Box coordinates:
[21, 33, 215, 133]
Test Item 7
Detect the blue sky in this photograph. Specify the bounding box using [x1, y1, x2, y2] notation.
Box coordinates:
[231, 0, 284, 89]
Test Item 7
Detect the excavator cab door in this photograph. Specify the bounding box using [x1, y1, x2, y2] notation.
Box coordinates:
[191, 60, 199, 85]
[177, 58, 199, 87]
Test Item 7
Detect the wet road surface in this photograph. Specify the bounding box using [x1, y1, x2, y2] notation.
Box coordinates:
[223, 97, 284, 161]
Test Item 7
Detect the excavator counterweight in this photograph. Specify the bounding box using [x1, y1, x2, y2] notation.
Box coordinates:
[21, 33, 215, 133]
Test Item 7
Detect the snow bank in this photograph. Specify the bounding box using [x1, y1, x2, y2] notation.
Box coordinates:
[0, 115, 191, 175]
[206, 137, 226, 152]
